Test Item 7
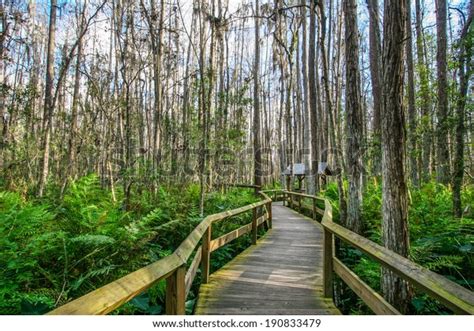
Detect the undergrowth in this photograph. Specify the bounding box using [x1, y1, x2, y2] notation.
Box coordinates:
[320, 180, 473, 315]
[0, 174, 259, 315]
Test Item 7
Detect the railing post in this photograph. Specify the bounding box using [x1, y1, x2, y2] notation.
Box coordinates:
[290, 193, 293, 209]
[312, 198, 317, 220]
[252, 207, 258, 244]
[323, 228, 334, 298]
[298, 195, 302, 212]
[267, 201, 272, 229]
[201, 224, 212, 284]
[165, 265, 186, 315]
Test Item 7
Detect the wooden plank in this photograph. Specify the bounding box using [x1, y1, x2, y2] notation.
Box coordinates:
[209, 223, 252, 252]
[48, 253, 183, 315]
[257, 214, 267, 226]
[185, 246, 202, 298]
[260, 189, 281, 193]
[298, 203, 324, 218]
[306, 203, 325, 216]
[196, 307, 340, 315]
[284, 190, 326, 202]
[201, 225, 212, 284]
[226, 183, 261, 190]
[322, 218, 474, 314]
[333, 258, 400, 315]
[166, 266, 186, 315]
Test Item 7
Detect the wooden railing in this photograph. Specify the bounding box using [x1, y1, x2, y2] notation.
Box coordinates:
[224, 183, 262, 190]
[48, 192, 272, 315]
[279, 190, 474, 315]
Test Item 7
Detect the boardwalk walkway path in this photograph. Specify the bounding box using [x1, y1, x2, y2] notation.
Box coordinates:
[195, 203, 340, 314]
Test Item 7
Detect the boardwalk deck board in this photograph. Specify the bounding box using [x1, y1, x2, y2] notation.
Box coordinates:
[195, 204, 341, 315]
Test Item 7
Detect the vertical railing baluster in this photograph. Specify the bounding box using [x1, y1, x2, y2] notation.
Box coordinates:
[165, 265, 186, 315]
[252, 207, 258, 244]
[201, 224, 212, 284]
[323, 228, 334, 298]
[267, 201, 272, 229]
[312, 198, 317, 220]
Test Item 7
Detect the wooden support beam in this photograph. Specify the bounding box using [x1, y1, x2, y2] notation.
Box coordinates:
[267, 201, 272, 229]
[201, 225, 212, 284]
[312, 198, 317, 220]
[165, 265, 186, 315]
[252, 207, 258, 244]
[263, 212, 269, 231]
[323, 228, 333, 298]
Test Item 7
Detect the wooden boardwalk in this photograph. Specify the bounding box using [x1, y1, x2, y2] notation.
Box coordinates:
[49, 190, 473, 315]
[195, 203, 340, 315]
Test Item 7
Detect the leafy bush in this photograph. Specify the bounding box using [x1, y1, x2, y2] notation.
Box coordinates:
[0, 191, 58, 314]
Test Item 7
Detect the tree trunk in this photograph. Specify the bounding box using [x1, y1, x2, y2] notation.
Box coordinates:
[62, 2, 87, 196]
[366, 0, 382, 175]
[381, 0, 412, 313]
[415, 0, 432, 182]
[343, 0, 363, 234]
[38, 0, 57, 197]
[406, 0, 419, 187]
[254, 0, 262, 188]
[318, 0, 347, 224]
[154, 0, 165, 173]
[435, 0, 450, 184]
[300, 0, 312, 194]
[453, 4, 473, 217]
[309, 0, 320, 193]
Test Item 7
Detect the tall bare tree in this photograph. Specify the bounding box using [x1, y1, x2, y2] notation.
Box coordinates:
[453, 4, 473, 217]
[381, 0, 412, 313]
[308, 0, 320, 194]
[366, 0, 382, 175]
[415, 0, 432, 181]
[435, 0, 450, 184]
[254, 0, 262, 188]
[406, 0, 419, 187]
[343, 0, 363, 234]
[38, 0, 57, 197]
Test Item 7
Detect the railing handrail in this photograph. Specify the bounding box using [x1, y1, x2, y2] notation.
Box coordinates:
[48, 192, 272, 315]
[225, 183, 262, 190]
[280, 189, 474, 315]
